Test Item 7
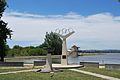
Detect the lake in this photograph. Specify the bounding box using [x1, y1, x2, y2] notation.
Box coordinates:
[68, 53, 120, 64]
[5, 53, 120, 64]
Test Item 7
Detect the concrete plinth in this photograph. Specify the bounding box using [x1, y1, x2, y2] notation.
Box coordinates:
[39, 54, 53, 72]
[61, 39, 68, 65]
[38, 54, 61, 72]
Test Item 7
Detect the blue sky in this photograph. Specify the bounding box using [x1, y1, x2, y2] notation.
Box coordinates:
[7, 0, 120, 16]
[4, 0, 120, 49]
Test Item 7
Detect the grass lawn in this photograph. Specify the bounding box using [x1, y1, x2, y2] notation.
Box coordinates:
[0, 70, 104, 80]
[80, 67, 120, 78]
[0, 67, 33, 73]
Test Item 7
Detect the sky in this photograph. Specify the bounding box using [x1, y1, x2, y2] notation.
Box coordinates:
[2, 0, 120, 49]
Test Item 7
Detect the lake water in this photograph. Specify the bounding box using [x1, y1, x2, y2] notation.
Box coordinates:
[6, 53, 120, 64]
[68, 53, 120, 64]
[5, 56, 61, 64]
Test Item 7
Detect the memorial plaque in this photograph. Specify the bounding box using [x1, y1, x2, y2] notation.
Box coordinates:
[62, 55, 66, 59]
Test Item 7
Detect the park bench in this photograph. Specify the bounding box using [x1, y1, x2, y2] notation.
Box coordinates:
[34, 60, 46, 66]
[80, 62, 99, 68]
[105, 64, 120, 70]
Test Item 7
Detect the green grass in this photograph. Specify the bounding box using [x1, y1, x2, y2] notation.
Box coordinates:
[0, 70, 104, 80]
[80, 67, 120, 78]
[0, 68, 32, 73]
[79, 53, 97, 56]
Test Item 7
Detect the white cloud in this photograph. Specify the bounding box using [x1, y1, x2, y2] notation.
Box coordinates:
[2, 12, 120, 49]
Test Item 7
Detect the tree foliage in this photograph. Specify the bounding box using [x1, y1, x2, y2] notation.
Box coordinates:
[13, 45, 23, 49]
[7, 45, 47, 57]
[40, 32, 62, 55]
[0, 0, 6, 17]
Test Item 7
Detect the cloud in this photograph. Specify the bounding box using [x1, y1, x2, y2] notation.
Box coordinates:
[2, 12, 120, 49]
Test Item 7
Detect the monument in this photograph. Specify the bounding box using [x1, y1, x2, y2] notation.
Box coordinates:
[37, 48, 54, 72]
[55, 28, 75, 65]
[39, 53, 53, 72]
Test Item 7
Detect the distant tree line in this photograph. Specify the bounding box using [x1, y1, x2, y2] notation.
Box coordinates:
[5, 32, 62, 57]
[6, 45, 47, 57]
[79, 50, 120, 53]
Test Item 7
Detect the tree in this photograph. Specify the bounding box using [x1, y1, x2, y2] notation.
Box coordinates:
[0, 0, 12, 62]
[13, 45, 22, 49]
[0, 0, 6, 17]
[40, 32, 62, 55]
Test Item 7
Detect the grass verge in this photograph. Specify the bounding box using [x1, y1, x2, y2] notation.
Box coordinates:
[80, 67, 120, 78]
[79, 53, 97, 56]
[0, 69, 104, 80]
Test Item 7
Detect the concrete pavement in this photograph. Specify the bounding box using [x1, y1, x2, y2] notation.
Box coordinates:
[69, 69, 120, 80]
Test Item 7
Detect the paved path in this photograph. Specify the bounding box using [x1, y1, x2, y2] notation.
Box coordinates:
[0, 69, 39, 75]
[69, 69, 120, 80]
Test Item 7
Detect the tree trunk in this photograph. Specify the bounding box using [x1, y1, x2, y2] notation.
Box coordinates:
[0, 42, 5, 62]
[0, 47, 4, 62]
[0, 51, 4, 62]
[0, 54, 4, 62]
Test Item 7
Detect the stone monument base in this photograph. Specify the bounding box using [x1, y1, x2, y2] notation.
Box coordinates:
[36, 54, 62, 73]
[36, 68, 62, 73]
[52, 64, 83, 69]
